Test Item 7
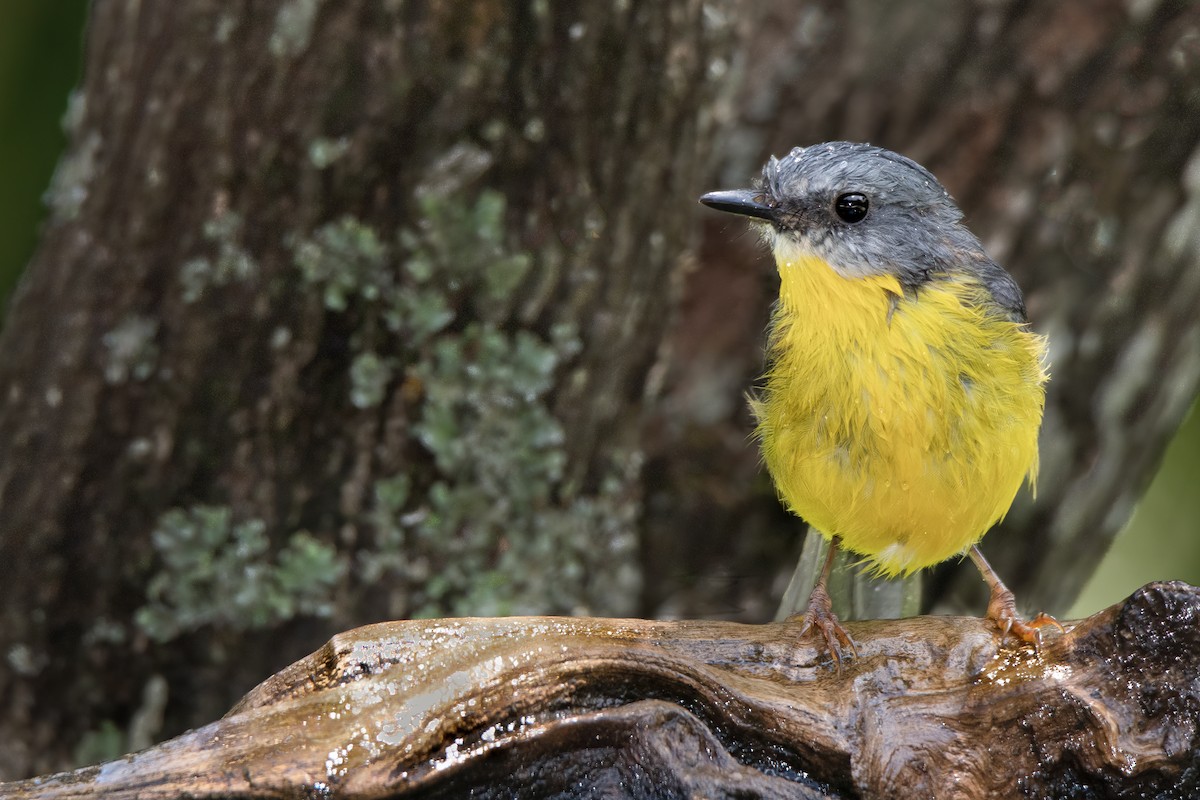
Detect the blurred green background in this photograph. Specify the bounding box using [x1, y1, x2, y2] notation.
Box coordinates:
[0, 1, 1195, 620]
[1070, 407, 1200, 617]
[0, 0, 88, 309]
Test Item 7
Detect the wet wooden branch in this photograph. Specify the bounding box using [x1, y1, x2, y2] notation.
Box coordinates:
[2, 581, 1197, 799]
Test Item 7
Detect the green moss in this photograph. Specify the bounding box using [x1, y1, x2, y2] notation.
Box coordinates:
[349, 351, 394, 409]
[357, 474, 412, 584]
[364, 444, 641, 618]
[293, 187, 641, 617]
[43, 129, 99, 221]
[73, 720, 126, 768]
[308, 136, 351, 169]
[5, 642, 43, 677]
[400, 189, 531, 320]
[61, 89, 86, 137]
[293, 215, 389, 312]
[135, 505, 346, 643]
[269, 0, 319, 58]
[82, 617, 127, 647]
[102, 314, 159, 384]
[414, 325, 570, 480]
[364, 189, 635, 615]
[214, 12, 239, 44]
[180, 212, 259, 302]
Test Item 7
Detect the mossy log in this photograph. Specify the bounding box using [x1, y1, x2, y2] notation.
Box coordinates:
[2, 581, 1196, 799]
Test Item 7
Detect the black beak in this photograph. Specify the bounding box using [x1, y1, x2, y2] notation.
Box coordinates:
[698, 189, 776, 222]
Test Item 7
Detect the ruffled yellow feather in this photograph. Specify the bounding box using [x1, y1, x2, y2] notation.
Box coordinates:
[755, 247, 1047, 577]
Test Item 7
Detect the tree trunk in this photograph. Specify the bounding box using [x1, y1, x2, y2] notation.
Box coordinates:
[2, 582, 1197, 799]
[0, 0, 733, 777]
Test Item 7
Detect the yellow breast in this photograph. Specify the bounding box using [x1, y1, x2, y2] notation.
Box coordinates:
[755, 251, 1047, 577]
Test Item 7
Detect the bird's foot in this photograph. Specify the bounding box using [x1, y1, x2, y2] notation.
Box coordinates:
[793, 584, 858, 671]
[986, 585, 1064, 650]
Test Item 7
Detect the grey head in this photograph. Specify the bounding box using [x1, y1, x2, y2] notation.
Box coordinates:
[700, 142, 1026, 320]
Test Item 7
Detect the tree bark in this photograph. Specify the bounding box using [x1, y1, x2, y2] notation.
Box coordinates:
[2, 582, 1197, 800]
[0, 0, 733, 777]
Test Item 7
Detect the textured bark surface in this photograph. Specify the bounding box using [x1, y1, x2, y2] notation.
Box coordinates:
[3, 582, 1198, 800]
[0, 0, 733, 778]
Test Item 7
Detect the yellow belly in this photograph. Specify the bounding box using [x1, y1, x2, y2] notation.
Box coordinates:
[756, 252, 1047, 577]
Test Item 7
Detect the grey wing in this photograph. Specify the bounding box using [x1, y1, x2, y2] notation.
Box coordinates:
[976, 258, 1028, 322]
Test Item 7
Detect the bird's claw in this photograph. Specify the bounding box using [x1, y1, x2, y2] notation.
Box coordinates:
[987, 588, 1063, 650]
[793, 584, 858, 671]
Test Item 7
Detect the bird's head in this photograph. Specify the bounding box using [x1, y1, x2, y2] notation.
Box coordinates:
[700, 141, 979, 287]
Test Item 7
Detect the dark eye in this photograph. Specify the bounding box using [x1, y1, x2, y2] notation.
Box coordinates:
[834, 193, 869, 223]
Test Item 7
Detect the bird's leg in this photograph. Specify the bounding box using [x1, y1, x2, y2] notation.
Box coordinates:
[793, 536, 857, 669]
[969, 545, 1063, 648]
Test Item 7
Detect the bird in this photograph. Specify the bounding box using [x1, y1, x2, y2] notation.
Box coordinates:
[699, 142, 1058, 665]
